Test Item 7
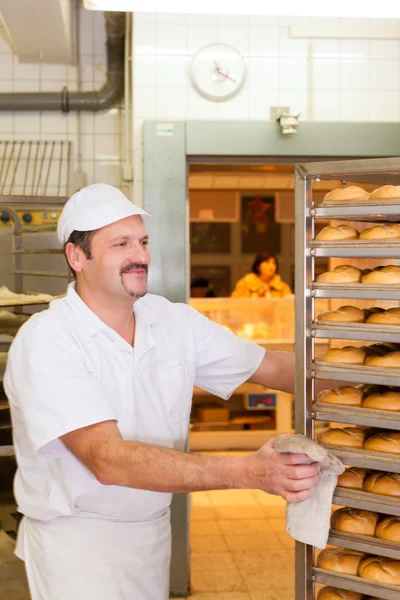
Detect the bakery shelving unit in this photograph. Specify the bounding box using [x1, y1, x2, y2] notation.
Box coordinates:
[295, 157, 400, 600]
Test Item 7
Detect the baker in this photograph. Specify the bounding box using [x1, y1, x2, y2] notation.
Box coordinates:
[5, 184, 320, 600]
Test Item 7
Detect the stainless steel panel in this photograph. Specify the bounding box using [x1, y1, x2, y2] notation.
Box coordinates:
[301, 156, 400, 177]
[321, 447, 400, 473]
[328, 530, 400, 560]
[333, 489, 400, 517]
[312, 403, 400, 430]
[313, 568, 400, 600]
[312, 324, 400, 343]
[311, 245, 400, 258]
[312, 363, 400, 386]
[312, 286, 400, 300]
[314, 204, 400, 220]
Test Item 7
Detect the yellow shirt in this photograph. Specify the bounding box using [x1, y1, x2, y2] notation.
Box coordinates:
[231, 273, 292, 298]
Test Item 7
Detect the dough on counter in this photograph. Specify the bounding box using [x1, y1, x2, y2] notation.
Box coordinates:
[359, 556, 400, 585]
[316, 547, 365, 575]
[337, 467, 368, 490]
[331, 507, 378, 536]
[364, 431, 400, 455]
[323, 186, 370, 202]
[360, 223, 400, 240]
[316, 225, 359, 241]
[317, 265, 363, 284]
[363, 472, 400, 497]
[317, 346, 366, 366]
[369, 185, 400, 200]
[317, 387, 364, 406]
[317, 306, 365, 323]
[361, 265, 400, 284]
[318, 427, 366, 449]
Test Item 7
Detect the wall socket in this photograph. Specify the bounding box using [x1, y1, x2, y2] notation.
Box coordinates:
[270, 106, 290, 120]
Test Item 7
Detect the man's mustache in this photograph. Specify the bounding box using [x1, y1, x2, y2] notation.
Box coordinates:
[120, 263, 148, 275]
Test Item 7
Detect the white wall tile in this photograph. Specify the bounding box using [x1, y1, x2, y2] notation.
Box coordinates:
[369, 90, 400, 121]
[13, 80, 40, 92]
[187, 88, 219, 119]
[249, 16, 279, 27]
[0, 36, 12, 53]
[79, 159, 95, 180]
[187, 24, 218, 55]
[370, 59, 400, 91]
[134, 56, 156, 87]
[0, 53, 13, 79]
[81, 134, 95, 160]
[80, 27, 93, 55]
[187, 14, 217, 26]
[369, 40, 399, 60]
[155, 86, 187, 119]
[67, 114, 78, 135]
[41, 64, 67, 81]
[94, 63, 107, 86]
[134, 87, 156, 119]
[249, 27, 279, 58]
[94, 24, 107, 57]
[280, 88, 308, 118]
[312, 90, 340, 121]
[313, 59, 339, 90]
[79, 113, 94, 135]
[216, 88, 249, 119]
[13, 59, 39, 81]
[279, 27, 308, 58]
[94, 161, 121, 185]
[156, 13, 187, 25]
[311, 39, 340, 59]
[41, 114, 68, 135]
[339, 90, 369, 120]
[339, 59, 369, 89]
[155, 56, 189, 87]
[217, 25, 249, 56]
[0, 80, 12, 92]
[40, 80, 65, 92]
[134, 12, 156, 24]
[94, 109, 121, 135]
[79, 6, 93, 30]
[249, 87, 280, 119]
[94, 134, 120, 160]
[0, 114, 13, 134]
[279, 58, 308, 89]
[135, 23, 156, 56]
[218, 15, 249, 27]
[247, 58, 279, 89]
[133, 180, 144, 208]
[339, 39, 369, 59]
[156, 24, 187, 56]
[13, 113, 41, 134]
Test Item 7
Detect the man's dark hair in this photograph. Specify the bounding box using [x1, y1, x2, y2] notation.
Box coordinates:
[251, 252, 279, 276]
[64, 230, 96, 276]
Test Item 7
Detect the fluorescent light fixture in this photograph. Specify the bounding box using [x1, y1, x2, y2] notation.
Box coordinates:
[83, 0, 400, 19]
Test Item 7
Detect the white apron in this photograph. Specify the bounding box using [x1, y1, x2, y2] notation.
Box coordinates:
[16, 509, 171, 600]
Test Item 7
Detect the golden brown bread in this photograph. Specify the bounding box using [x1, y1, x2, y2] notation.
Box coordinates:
[359, 223, 400, 240]
[324, 186, 370, 202]
[318, 346, 366, 366]
[359, 556, 400, 585]
[362, 390, 400, 411]
[317, 306, 365, 323]
[361, 266, 400, 284]
[317, 387, 364, 407]
[316, 548, 365, 575]
[369, 185, 400, 200]
[337, 468, 368, 490]
[376, 516, 400, 543]
[316, 588, 363, 600]
[366, 307, 400, 326]
[316, 225, 359, 241]
[364, 431, 400, 454]
[363, 472, 400, 497]
[331, 508, 378, 536]
[318, 427, 366, 449]
[365, 351, 400, 369]
[317, 265, 362, 284]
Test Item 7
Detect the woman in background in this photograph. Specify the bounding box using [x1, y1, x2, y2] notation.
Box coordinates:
[231, 252, 292, 298]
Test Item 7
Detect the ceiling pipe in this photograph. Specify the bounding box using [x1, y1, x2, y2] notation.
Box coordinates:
[0, 12, 125, 112]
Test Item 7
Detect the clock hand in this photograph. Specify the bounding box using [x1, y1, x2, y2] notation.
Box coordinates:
[213, 59, 220, 71]
[221, 73, 236, 83]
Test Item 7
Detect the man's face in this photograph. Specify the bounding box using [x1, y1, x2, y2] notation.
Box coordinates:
[74, 215, 150, 300]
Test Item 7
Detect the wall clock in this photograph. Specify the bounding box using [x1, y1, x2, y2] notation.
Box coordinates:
[190, 43, 246, 102]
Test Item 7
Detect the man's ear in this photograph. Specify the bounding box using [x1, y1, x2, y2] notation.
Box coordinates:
[65, 243, 84, 273]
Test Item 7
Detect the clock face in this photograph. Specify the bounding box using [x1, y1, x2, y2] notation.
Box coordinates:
[190, 43, 246, 102]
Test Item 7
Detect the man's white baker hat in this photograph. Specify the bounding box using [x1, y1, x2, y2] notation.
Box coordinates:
[57, 183, 151, 245]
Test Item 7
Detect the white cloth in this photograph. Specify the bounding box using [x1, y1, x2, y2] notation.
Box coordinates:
[17, 510, 171, 600]
[275, 434, 345, 549]
[57, 183, 150, 244]
[5, 282, 265, 523]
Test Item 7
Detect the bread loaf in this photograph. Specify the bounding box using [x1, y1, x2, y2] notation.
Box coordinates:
[331, 508, 378, 536]
[362, 390, 400, 411]
[317, 265, 362, 284]
[376, 516, 400, 543]
[316, 588, 363, 600]
[365, 351, 400, 369]
[318, 306, 365, 323]
[318, 427, 366, 449]
[317, 387, 364, 407]
[316, 548, 365, 575]
[324, 187, 370, 202]
[318, 346, 366, 366]
[363, 472, 400, 497]
[369, 185, 400, 200]
[360, 223, 400, 240]
[359, 556, 400, 585]
[364, 431, 400, 455]
[337, 468, 368, 490]
[366, 307, 400, 326]
[316, 225, 359, 241]
[361, 266, 400, 284]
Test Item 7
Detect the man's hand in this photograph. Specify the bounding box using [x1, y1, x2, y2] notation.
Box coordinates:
[245, 435, 320, 502]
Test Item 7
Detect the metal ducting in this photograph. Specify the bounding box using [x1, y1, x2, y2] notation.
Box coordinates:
[0, 12, 125, 113]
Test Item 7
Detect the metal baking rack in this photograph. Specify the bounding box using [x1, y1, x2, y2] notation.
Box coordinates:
[295, 157, 400, 600]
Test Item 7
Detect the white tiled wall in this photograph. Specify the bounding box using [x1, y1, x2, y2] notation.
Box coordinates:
[0, 8, 129, 198]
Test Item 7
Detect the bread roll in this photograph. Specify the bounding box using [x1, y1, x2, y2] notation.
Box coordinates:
[317, 265, 362, 284]
[365, 351, 400, 369]
[316, 548, 365, 575]
[316, 225, 359, 241]
[317, 387, 364, 406]
[324, 187, 370, 202]
[318, 346, 366, 366]
[362, 390, 400, 411]
[337, 467, 368, 490]
[359, 556, 400, 585]
[362, 266, 400, 284]
[376, 516, 400, 543]
[364, 472, 400, 497]
[366, 307, 400, 326]
[370, 185, 400, 200]
[318, 306, 365, 323]
[317, 588, 363, 600]
[331, 508, 378, 536]
[318, 427, 366, 448]
[360, 223, 400, 240]
[364, 431, 400, 455]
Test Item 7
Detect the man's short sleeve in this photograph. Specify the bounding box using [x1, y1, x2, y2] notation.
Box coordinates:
[4, 326, 116, 457]
[188, 306, 266, 400]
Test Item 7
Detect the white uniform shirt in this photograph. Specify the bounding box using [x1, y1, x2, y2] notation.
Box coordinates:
[5, 284, 265, 522]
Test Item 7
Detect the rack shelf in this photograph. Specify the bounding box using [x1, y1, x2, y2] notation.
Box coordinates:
[311, 242, 400, 259]
[312, 363, 400, 387]
[328, 530, 400, 561]
[312, 324, 400, 343]
[311, 284, 400, 301]
[312, 403, 400, 430]
[321, 446, 400, 474]
[333, 488, 400, 517]
[313, 568, 400, 600]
